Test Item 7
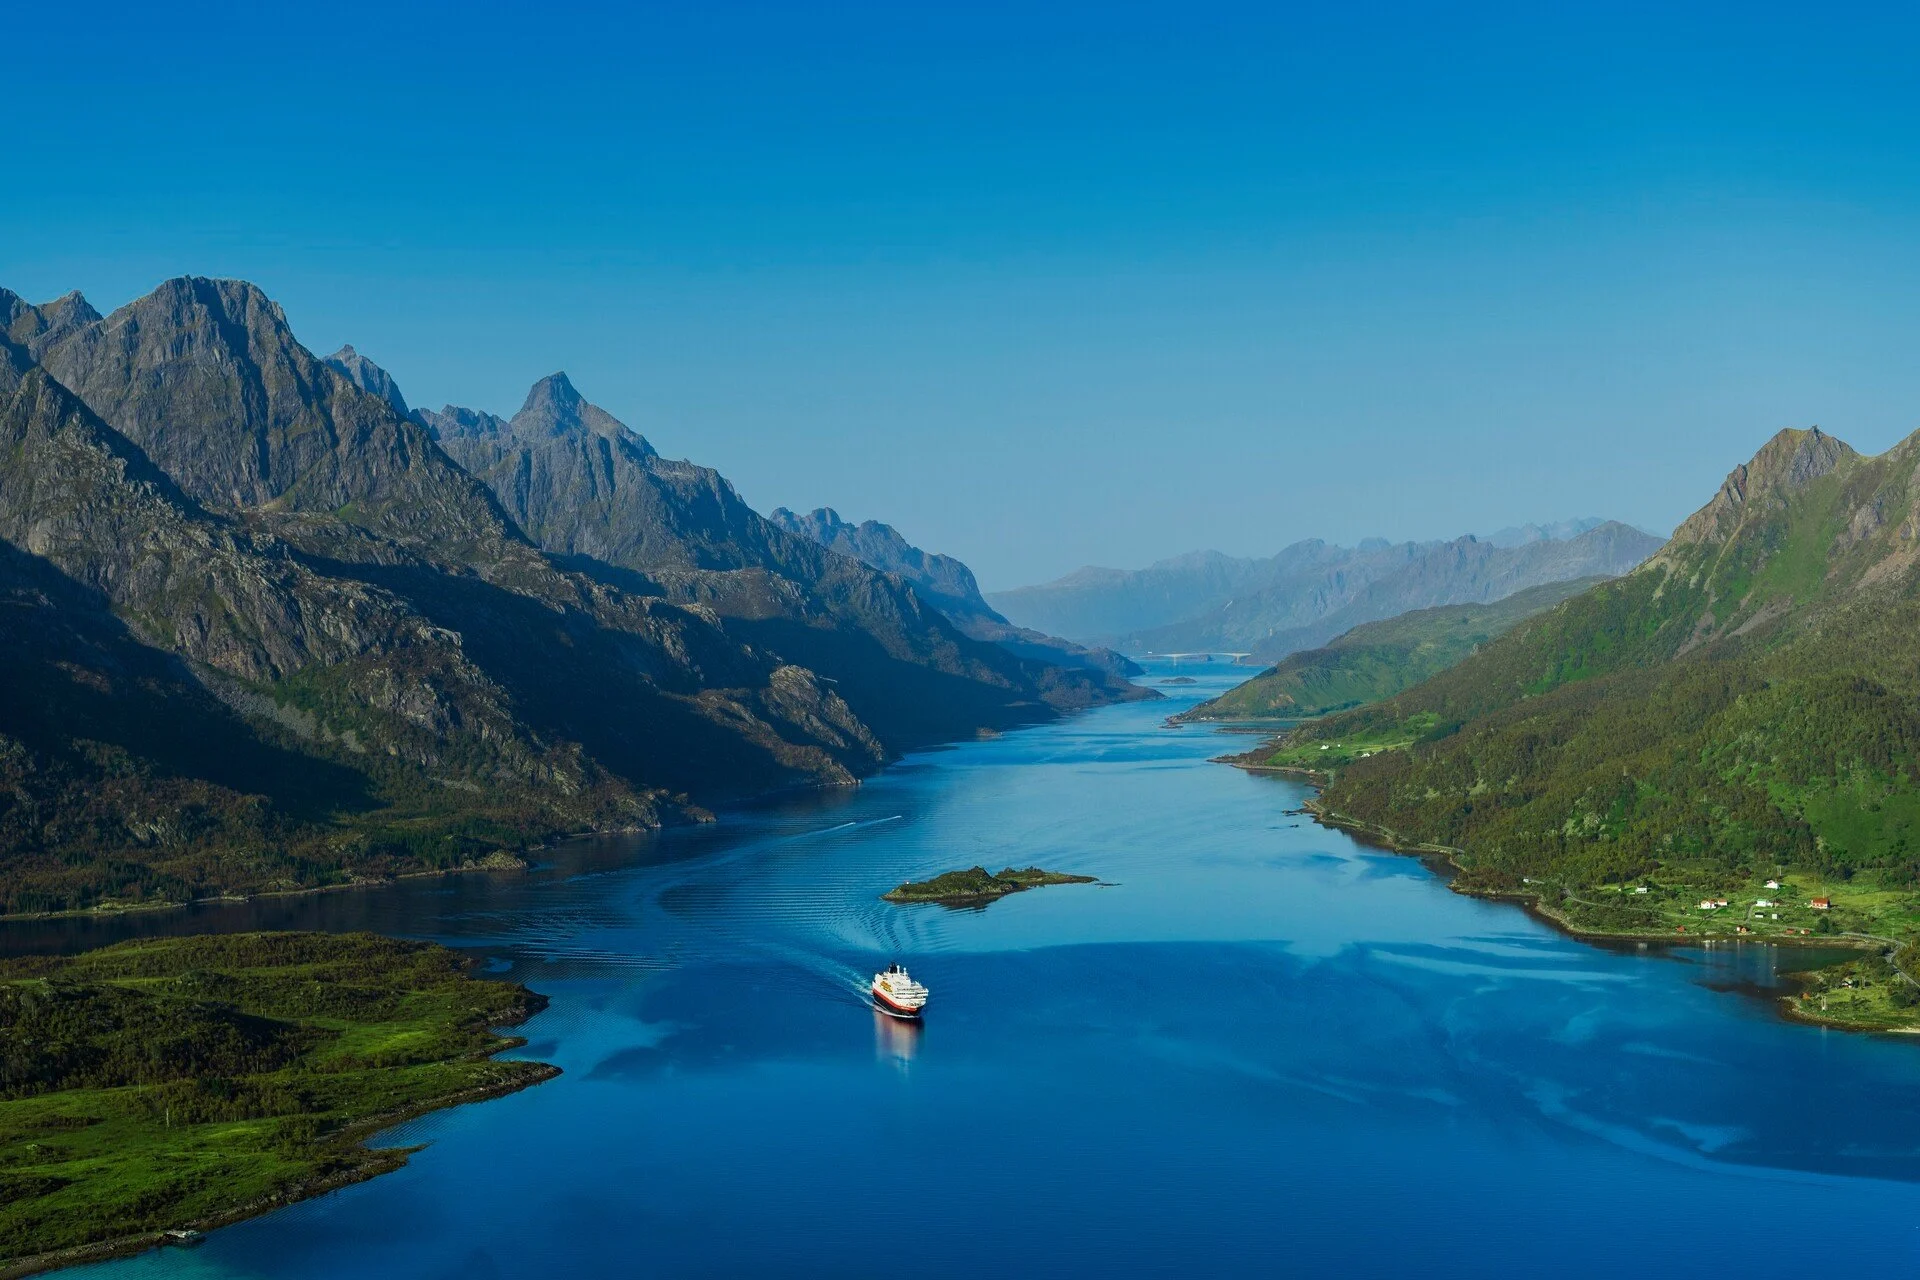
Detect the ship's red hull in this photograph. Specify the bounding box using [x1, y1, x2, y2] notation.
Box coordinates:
[872, 987, 925, 1018]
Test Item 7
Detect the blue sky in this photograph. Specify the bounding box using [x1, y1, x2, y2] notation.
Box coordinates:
[8, 1, 1920, 587]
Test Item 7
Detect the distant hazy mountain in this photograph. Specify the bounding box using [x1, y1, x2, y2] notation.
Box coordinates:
[988, 547, 1327, 643]
[1484, 517, 1609, 548]
[768, 507, 1152, 702]
[989, 523, 1664, 660]
[1177, 577, 1606, 721]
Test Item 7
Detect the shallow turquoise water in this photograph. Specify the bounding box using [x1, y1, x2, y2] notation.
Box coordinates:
[22, 659, 1920, 1277]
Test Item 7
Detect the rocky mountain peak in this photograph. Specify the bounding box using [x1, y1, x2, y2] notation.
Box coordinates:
[21, 276, 522, 556]
[323, 343, 410, 416]
[415, 404, 509, 441]
[1670, 427, 1857, 548]
[2, 287, 102, 346]
[507, 372, 655, 454]
[515, 371, 586, 434]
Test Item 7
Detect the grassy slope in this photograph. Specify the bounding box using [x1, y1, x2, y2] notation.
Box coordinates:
[1232, 431, 1920, 1026]
[1181, 578, 1605, 721]
[0, 933, 555, 1270]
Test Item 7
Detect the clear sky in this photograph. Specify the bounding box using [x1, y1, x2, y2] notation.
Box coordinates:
[8, 1, 1920, 588]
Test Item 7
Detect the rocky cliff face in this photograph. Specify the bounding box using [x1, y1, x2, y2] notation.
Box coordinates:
[22, 280, 517, 562]
[769, 506, 987, 616]
[0, 278, 1118, 913]
[419, 370, 1146, 721]
[324, 344, 411, 416]
[768, 506, 1151, 697]
[0, 320, 674, 911]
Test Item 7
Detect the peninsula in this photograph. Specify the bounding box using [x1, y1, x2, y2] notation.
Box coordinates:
[883, 866, 1098, 906]
[0, 932, 557, 1275]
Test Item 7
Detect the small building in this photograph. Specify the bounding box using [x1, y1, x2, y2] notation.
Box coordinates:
[1764, 880, 1781, 890]
[1809, 897, 1832, 910]
[1754, 899, 1775, 908]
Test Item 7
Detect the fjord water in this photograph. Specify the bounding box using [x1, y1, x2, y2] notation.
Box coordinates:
[28, 661, 1920, 1278]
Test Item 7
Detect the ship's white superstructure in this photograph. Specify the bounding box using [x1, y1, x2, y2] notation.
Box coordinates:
[871, 963, 929, 1018]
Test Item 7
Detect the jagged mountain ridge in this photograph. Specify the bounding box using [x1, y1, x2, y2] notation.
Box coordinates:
[0, 320, 675, 911]
[1485, 517, 1608, 548]
[6, 281, 886, 790]
[21, 279, 520, 564]
[991, 523, 1663, 660]
[768, 507, 987, 616]
[0, 277, 1119, 913]
[416, 370, 1142, 729]
[989, 546, 1325, 643]
[767, 506, 1150, 699]
[324, 343, 410, 416]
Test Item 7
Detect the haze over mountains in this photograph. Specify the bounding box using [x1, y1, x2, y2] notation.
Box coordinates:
[988, 521, 1664, 660]
[0, 276, 1145, 915]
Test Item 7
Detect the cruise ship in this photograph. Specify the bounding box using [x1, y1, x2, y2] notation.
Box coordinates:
[871, 963, 929, 1018]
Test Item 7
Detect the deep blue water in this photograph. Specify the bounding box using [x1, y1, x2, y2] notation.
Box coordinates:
[19, 659, 1920, 1277]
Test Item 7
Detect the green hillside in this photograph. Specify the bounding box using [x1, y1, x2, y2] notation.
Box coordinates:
[1179, 578, 1606, 721]
[1245, 428, 1920, 968]
[0, 933, 554, 1270]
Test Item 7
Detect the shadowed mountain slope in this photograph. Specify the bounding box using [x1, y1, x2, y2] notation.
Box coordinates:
[767, 506, 1151, 702]
[0, 278, 1101, 912]
[416, 372, 1143, 726]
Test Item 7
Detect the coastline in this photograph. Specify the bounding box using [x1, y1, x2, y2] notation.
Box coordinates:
[1, 1058, 562, 1280]
[0, 855, 537, 925]
[0, 697, 1153, 926]
[0, 935, 565, 1280]
[1224, 756, 1915, 1036]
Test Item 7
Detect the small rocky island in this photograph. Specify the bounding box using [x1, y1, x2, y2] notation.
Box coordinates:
[884, 866, 1098, 906]
[1160, 676, 1198, 685]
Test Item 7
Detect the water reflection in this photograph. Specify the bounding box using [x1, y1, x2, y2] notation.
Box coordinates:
[873, 1008, 923, 1066]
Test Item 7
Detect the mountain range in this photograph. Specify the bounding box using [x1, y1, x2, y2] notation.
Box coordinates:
[987, 521, 1665, 660]
[0, 277, 1142, 915]
[766, 507, 1147, 702]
